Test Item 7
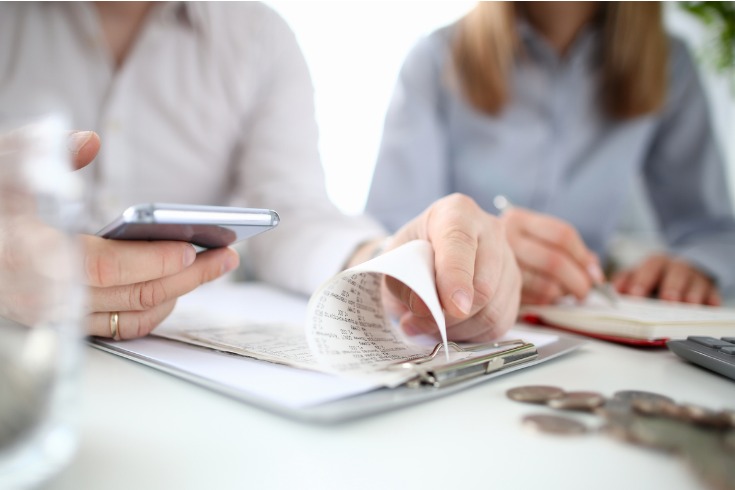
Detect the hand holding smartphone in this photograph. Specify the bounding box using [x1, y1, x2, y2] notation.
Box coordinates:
[96, 203, 279, 248]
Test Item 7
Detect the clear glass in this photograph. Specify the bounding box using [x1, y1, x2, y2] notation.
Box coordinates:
[0, 115, 86, 489]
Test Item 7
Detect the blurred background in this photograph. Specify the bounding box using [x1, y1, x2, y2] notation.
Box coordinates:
[268, 1, 735, 218]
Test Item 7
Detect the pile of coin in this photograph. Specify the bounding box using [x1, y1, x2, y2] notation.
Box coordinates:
[506, 386, 735, 490]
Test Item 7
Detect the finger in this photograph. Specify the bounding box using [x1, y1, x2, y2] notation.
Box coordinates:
[682, 273, 712, 305]
[86, 299, 177, 339]
[509, 208, 592, 271]
[658, 260, 694, 302]
[611, 270, 632, 292]
[706, 288, 722, 307]
[520, 268, 564, 305]
[384, 276, 431, 319]
[425, 195, 484, 318]
[67, 131, 101, 170]
[446, 245, 521, 342]
[87, 247, 239, 312]
[81, 235, 199, 287]
[620, 255, 667, 297]
[514, 237, 591, 299]
[404, 241, 521, 343]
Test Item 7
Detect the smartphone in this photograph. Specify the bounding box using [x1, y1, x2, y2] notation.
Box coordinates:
[96, 203, 279, 248]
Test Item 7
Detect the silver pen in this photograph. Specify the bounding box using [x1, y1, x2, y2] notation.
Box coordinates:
[493, 195, 619, 307]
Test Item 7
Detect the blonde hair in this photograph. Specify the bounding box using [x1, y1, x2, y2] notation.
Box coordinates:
[452, 2, 668, 119]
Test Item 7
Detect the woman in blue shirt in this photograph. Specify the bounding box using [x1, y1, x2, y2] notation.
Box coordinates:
[367, 1, 735, 307]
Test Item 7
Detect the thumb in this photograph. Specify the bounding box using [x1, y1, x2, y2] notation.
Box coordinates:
[67, 131, 101, 170]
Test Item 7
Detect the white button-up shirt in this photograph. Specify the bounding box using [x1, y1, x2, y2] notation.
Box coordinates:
[0, 1, 385, 295]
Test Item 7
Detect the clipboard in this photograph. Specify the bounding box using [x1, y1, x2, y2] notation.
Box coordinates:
[89, 241, 586, 424]
[90, 329, 583, 424]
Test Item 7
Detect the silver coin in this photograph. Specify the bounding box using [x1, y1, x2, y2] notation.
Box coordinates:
[613, 390, 674, 405]
[683, 434, 735, 490]
[547, 391, 606, 411]
[676, 403, 732, 428]
[507, 385, 565, 404]
[724, 430, 735, 452]
[596, 397, 635, 424]
[631, 398, 679, 418]
[522, 413, 588, 435]
[721, 410, 735, 429]
[619, 414, 694, 453]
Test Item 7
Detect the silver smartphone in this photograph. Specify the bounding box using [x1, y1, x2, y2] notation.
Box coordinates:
[96, 203, 279, 248]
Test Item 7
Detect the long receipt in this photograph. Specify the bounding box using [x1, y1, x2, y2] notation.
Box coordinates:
[158, 240, 531, 388]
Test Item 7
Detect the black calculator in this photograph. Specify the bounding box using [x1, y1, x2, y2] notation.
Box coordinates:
[667, 336, 735, 381]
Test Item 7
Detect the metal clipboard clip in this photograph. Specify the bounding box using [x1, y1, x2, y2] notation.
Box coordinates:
[393, 339, 538, 388]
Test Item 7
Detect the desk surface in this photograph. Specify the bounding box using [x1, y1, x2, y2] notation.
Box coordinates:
[46, 327, 735, 490]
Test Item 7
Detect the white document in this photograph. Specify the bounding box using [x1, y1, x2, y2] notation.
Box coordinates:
[157, 240, 558, 387]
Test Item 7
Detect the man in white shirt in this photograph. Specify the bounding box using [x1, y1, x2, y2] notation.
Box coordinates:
[0, 2, 521, 342]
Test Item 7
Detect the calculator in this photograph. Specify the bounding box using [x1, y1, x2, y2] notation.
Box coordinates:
[667, 336, 735, 381]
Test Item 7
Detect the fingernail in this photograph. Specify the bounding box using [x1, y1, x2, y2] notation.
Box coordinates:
[452, 290, 472, 315]
[183, 245, 196, 267]
[67, 131, 93, 155]
[587, 263, 604, 284]
[661, 290, 681, 302]
[221, 254, 238, 274]
[629, 285, 645, 296]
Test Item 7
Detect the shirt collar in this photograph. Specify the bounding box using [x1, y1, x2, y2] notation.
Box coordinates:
[156, 1, 209, 36]
[516, 17, 600, 67]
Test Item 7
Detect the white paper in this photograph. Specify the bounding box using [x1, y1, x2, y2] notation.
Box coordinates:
[304, 240, 449, 379]
[153, 240, 560, 389]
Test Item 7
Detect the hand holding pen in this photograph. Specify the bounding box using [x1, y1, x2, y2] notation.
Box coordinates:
[494, 195, 619, 307]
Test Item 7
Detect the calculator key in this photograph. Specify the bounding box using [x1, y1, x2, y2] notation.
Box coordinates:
[721, 337, 735, 344]
[721, 347, 735, 356]
[688, 336, 734, 349]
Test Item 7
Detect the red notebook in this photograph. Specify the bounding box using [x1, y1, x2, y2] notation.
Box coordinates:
[520, 295, 735, 348]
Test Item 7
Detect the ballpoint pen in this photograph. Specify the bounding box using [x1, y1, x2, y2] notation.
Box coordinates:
[493, 195, 620, 307]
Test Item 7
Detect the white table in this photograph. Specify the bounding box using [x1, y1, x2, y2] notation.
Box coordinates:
[46, 326, 735, 490]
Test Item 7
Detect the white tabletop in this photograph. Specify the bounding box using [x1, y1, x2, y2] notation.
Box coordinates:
[46, 326, 735, 490]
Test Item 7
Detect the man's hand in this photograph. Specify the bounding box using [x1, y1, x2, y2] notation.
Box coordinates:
[500, 207, 602, 305]
[67, 130, 241, 339]
[356, 194, 522, 342]
[81, 236, 239, 339]
[67, 130, 101, 170]
[612, 254, 721, 306]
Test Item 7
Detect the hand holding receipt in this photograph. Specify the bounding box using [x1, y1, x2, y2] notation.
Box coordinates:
[493, 195, 619, 307]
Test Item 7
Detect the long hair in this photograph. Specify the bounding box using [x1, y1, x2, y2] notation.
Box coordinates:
[452, 2, 668, 119]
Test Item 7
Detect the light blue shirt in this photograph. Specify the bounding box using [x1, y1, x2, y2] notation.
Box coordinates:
[367, 22, 735, 293]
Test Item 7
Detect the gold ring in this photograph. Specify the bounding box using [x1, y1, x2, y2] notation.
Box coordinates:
[109, 311, 120, 340]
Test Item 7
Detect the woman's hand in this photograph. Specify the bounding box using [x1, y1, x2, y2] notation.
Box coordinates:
[500, 207, 602, 305]
[612, 254, 721, 306]
[357, 193, 522, 342]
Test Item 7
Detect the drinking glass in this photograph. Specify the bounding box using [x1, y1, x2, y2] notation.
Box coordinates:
[0, 114, 86, 489]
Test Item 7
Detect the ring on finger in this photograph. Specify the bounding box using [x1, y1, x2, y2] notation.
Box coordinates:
[109, 311, 121, 340]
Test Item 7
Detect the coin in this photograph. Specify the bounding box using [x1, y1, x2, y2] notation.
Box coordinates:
[507, 385, 565, 404]
[721, 410, 735, 429]
[613, 390, 674, 405]
[683, 435, 735, 490]
[631, 398, 678, 418]
[547, 391, 606, 411]
[676, 403, 734, 428]
[618, 414, 696, 453]
[522, 413, 588, 435]
[596, 397, 635, 424]
[724, 430, 735, 452]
